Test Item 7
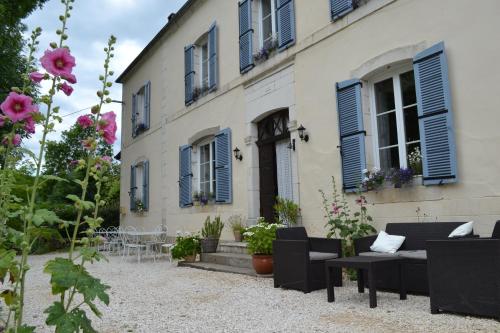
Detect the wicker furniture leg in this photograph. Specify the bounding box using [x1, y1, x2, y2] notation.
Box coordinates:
[368, 265, 377, 308]
[326, 265, 335, 303]
[357, 268, 364, 293]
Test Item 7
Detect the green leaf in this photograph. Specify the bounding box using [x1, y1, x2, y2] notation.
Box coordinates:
[66, 194, 95, 210]
[7, 325, 36, 333]
[41, 175, 69, 183]
[32, 209, 63, 226]
[45, 302, 97, 333]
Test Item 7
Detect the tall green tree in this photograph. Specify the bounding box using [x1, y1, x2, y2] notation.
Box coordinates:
[0, 0, 48, 100]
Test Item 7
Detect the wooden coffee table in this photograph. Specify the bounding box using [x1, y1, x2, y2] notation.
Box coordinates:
[325, 256, 407, 308]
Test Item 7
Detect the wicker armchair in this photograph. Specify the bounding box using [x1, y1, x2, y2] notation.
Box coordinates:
[427, 238, 500, 319]
[273, 227, 342, 293]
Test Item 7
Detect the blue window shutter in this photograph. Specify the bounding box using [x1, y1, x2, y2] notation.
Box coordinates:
[215, 128, 232, 204]
[143, 160, 149, 211]
[130, 165, 136, 211]
[131, 94, 137, 138]
[413, 42, 457, 185]
[276, 0, 296, 51]
[208, 22, 218, 91]
[184, 45, 195, 105]
[239, 0, 254, 73]
[330, 0, 355, 21]
[179, 145, 193, 207]
[335, 79, 366, 192]
[144, 81, 151, 130]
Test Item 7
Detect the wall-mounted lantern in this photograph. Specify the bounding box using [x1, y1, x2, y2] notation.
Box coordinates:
[297, 125, 309, 142]
[233, 147, 243, 161]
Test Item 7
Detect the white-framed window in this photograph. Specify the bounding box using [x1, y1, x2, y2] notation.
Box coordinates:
[134, 163, 144, 201]
[135, 86, 145, 125]
[369, 65, 421, 172]
[198, 37, 209, 90]
[197, 139, 216, 197]
[259, 0, 276, 49]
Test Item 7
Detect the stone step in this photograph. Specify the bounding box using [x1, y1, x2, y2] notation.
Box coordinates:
[217, 242, 248, 254]
[179, 261, 272, 278]
[200, 252, 253, 269]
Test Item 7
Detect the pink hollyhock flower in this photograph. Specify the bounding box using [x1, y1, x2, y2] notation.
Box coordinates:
[331, 203, 341, 215]
[29, 72, 45, 83]
[97, 111, 117, 145]
[77, 115, 93, 129]
[60, 82, 74, 96]
[0, 92, 37, 122]
[40, 48, 76, 78]
[2, 134, 21, 147]
[102, 156, 112, 163]
[24, 116, 36, 134]
[82, 139, 93, 150]
[61, 73, 77, 84]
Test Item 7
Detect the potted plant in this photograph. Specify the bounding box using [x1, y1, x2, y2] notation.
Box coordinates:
[273, 197, 300, 227]
[200, 216, 224, 253]
[387, 167, 414, 188]
[171, 232, 201, 262]
[408, 146, 423, 175]
[135, 199, 145, 213]
[228, 215, 246, 242]
[243, 218, 284, 274]
[193, 191, 200, 206]
[200, 191, 208, 205]
[361, 167, 385, 191]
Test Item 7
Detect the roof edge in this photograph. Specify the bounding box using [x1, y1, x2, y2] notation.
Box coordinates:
[116, 0, 196, 84]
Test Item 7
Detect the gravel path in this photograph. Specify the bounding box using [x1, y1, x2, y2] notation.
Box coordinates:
[18, 253, 498, 333]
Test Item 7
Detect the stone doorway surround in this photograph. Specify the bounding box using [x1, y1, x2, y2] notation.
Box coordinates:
[243, 63, 299, 225]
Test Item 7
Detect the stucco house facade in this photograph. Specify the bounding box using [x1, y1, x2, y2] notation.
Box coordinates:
[117, 0, 500, 239]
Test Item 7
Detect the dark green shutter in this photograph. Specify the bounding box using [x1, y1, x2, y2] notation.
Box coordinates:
[413, 42, 457, 185]
[215, 128, 232, 204]
[179, 145, 193, 207]
[335, 79, 366, 192]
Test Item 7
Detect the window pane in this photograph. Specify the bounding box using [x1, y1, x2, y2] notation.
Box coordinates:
[201, 44, 208, 87]
[377, 112, 398, 148]
[400, 70, 416, 106]
[262, 0, 273, 46]
[379, 146, 400, 171]
[375, 78, 395, 114]
[200, 144, 209, 163]
[404, 105, 420, 143]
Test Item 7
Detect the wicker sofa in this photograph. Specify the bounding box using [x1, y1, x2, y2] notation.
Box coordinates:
[426, 221, 500, 319]
[354, 222, 474, 295]
[273, 227, 343, 293]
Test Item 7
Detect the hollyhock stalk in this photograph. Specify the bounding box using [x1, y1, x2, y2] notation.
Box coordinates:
[14, 1, 73, 328]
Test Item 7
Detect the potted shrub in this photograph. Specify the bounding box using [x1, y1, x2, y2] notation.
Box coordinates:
[228, 215, 246, 242]
[273, 197, 300, 227]
[135, 199, 145, 213]
[243, 218, 284, 274]
[361, 167, 385, 191]
[408, 146, 423, 175]
[200, 191, 208, 205]
[171, 232, 201, 262]
[200, 216, 224, 253]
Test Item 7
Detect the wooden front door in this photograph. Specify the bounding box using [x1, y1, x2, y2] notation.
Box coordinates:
[258, 143, 278, 223]
[256, 110, 290, 223]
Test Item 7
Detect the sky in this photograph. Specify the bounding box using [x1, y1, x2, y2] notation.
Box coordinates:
[23, 0, 187, 158]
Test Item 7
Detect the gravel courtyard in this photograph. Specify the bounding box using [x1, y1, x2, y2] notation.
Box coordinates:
[21, 253, 498, 333]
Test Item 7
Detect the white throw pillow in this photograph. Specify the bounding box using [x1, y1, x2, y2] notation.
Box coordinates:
[448, 221, 474, 238]
[370, 231, 406, 254]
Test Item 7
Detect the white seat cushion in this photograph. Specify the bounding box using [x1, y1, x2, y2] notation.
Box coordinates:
[370, 231, 406, 253]
[397, 250, 427, 260]
[309, 251, 338, 261]
[358, 251, 399, 258]
[448, 221, 473, 238]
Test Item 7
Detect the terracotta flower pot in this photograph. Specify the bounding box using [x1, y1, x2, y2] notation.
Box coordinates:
[252, 254, 273, 274]
[184, 254, 197, 262]
[233, 231, 242, 242]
